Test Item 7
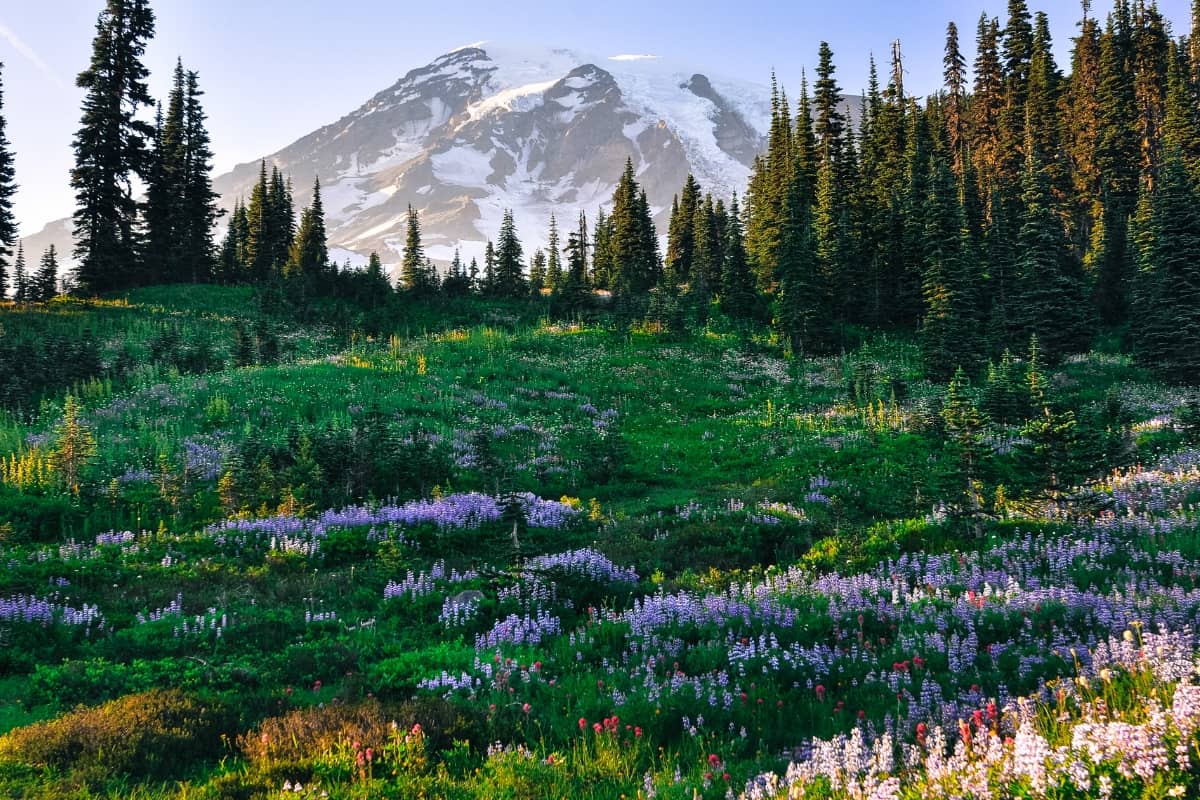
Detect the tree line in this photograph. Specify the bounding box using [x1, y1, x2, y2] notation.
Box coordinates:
[2, 0, 1199, 383]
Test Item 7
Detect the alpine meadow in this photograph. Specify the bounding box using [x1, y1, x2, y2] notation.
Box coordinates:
[7, 1, 1200, 798]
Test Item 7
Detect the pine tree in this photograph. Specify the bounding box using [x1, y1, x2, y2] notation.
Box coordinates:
[921, 156, 977, 380]
[666, 174, 701, 284]
[285, 177, 329, 289]
[1132, 1, 1170, 186]
[364, 251, 392, 297]
[971, 15, 1005, 194]
[179, 68, 220, 283]
[12, 241, 26, 303]
[720, 193, 757, 320]
[943, 22, 968, 177]
[0, 62, 18, 296]
[941, 367, 987, 537]
[609, 159, 658, 306]
[51, 395, 97, 496]
[1165, 41, 1200, 176]
[245, 162, 271, 280]
[814, 42, 847, 179]
[493, 209, 526, 298]
[34, 245, 59, 302]
[774, 169, 825, 356]
[1065, 2, 1103, 257]
[1132, 151, 1200, 382]
[71, 0, 157, 294]
[559, 211, 590, 310]
[588, 208, 610, 289]
[400, 205, 434, 294]
[483, 241, 496, 295]
[1016, 132, 1090, 361]
[1094, 10, 1139, 325]
[545, 214, 563, 292]
[529, 249, 547, 294]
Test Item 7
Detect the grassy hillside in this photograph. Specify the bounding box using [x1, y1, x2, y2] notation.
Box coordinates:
[0, 287, 1198, 798]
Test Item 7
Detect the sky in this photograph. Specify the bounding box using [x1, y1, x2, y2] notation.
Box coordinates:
[1, 0, 1194, 237]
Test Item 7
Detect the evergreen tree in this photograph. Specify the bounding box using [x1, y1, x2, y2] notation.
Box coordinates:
[1065, 2, 1103, 257]
[34, 245, 59, 302]
[71, 0, 157, 294]
[1132, 151, 1200, 382]
[941, 367, 987, 537]
[179, 68, 220, 283]
[545, 214, 563, 292]
[972, 15, 1006, 194]
[943, 22, 968, 177]
[921, 156, 977, 380]
[483, 241, 496, 295]
[400, 205, 434, 294]
[608, 159, 658, 306]
[529, 249, 547, 294]
[774, 169, 825, 356]
[590, 208, 612, 289]
[559, 211, 590, 310]
[0, 62, 18, 297]
[218, 200, 250, 283]
[666, 174, 701, 284]
[1016, 132, 1090, 361]
[1131, 0, 1170, 185]
[1094, 10, 1139, 325]
[364, 251, 392, 297]
[720, 193, 757, 320]
[285, 177, 329, 289]
[11, 241, 26, 303]
[493, 209, 526, 298]
[1165, 41, 1200, 175]
[813, 42, 847, 176]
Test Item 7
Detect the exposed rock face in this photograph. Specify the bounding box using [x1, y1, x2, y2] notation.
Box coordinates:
[23, 45, 862, 276]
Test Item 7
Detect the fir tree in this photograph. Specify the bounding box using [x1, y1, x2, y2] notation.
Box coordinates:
[11, 241, 26, 303]
[34, 245, 59, 302]
[529, 249, 547, 295]
[666, 174, 701, 284]
[1016, 131, 1090, 361]
[941, 367, 987, 537]
[590, 208, 612, 289]
[483, 241, 496, 295]
[364, 251, 392, 298]
[179, 68, 220, 283]
[400, 205, 433, 294]
[559, 211, 590, 311]
[774, 169, 825, 356]
[972, 15, 1006, 194]
[0, 62, 18, 297]
[921, 156, 977, 380]
[71, 0, 157, 294]
[545, 214, 563, 292]
[720, 193, 757, 320]
[1094, 11, 1139, 325]
[285, 177, 329, 289]
[493, 209, 526, 298]
[814, 42, 847, 175]
[943, 22, 968, 177]
[1132, 151, 1200, 382]
[1065, 2, 1104, 257]
[609, 159, 658, 306]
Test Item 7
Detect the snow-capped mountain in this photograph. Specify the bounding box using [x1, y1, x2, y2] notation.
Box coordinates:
[24, 44, 862, 273]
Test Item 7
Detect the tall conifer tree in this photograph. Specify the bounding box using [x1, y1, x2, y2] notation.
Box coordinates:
[71, 0, 157, 294]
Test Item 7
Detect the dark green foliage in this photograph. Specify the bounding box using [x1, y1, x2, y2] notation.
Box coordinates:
[719, 194, 757, 320]
[401, 205, 435, 294]
[492, 209, 526, 298]
[920, 157, 978, 381]
[1015, 142, 1090, 361]
[1132, 152, 1200, 382]
[607, 160, 659, 308]
[545, 214, 563, 292]
[940, 367, 986, 536]
[70, 0, 157, 295]
[33, 246, 59, 303]
[284, 177, 329, 291]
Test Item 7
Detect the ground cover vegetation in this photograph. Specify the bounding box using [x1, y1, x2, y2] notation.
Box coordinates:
[3, 0, 1200, 797]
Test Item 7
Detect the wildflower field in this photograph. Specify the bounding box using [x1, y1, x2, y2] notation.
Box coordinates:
[1, 287, 1200, 798]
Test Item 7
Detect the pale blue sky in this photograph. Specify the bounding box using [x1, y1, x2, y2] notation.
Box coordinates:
[1, 0, 1193, 235]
